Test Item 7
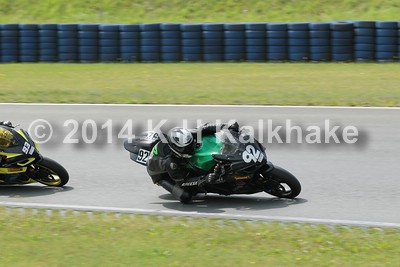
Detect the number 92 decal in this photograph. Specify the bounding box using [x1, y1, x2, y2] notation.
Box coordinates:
[136, 149, 150, 164]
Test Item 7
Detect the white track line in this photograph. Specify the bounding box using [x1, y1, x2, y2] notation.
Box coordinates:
[1, 202, 399, 228]
[1, 103, 400, 110]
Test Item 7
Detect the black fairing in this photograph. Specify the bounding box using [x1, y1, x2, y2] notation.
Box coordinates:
[124, 131, 161, 166]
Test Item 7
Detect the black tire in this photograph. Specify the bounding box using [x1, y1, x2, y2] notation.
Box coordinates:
[32, 157, 69, 187]
[263, 165, 301, 199]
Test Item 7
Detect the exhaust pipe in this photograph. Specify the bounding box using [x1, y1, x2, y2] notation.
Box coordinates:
[158, 180, 192, 203]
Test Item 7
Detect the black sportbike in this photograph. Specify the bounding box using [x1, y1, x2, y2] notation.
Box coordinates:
[124, 129, 301, 203]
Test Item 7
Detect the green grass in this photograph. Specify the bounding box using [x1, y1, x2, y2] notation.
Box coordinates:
[1, 63, 400, 106]
[0, 208, 399, 267]
[0, 0, 399, 23]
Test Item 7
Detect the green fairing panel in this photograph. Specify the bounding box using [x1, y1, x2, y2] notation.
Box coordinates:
[189, 134, 223, 172]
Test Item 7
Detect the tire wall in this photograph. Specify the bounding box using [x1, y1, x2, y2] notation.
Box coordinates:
[0, 21, 398, 63]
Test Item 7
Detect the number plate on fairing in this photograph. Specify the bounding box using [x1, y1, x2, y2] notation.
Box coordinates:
[136, 149, 150, 164]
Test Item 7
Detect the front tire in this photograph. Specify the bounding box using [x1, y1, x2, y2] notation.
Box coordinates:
[263, 165, 301, 199]
[31, 157, 69, 187]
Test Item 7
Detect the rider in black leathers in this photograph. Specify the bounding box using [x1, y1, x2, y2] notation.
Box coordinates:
[146, 122, 239, 200]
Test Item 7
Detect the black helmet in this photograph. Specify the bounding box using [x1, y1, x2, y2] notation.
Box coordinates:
[167, 127, 195, 158]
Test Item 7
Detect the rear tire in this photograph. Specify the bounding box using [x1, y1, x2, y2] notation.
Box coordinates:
[263, 165, 301, 199]
[31, 157, 69, 187]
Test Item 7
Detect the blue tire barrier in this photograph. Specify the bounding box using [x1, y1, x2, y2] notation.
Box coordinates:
[224, 23, 246, 31]
[224, 27, 246, 61]
[161, 31, 180, 39]
[162, 53, 181, 62]
[57, 24, 78, 62]
[78, 24, 99, 31]
[354, 21, 376, 63]
[309, 30, 330, 39]
[375, 21, 398, 29]
[374, 23, 398, 61]
[19, 24, 38, 62]
[203, 23, 224, 31]
[181, 24, 202, 62]
[245, 23, 266, 31]
[354, 21, 376, 28]
[309, 38, 330, 46]
[354, 36, 375, 44]
[332, 53, 353, 62]
[267, 23, 288, 31]
[99, 24, 120, 62]
[246, 53, 267, 62]
[309, 22, 330, 31]
[203, 26, 224, 62]
[1, 22, 400, 63]
[355, 51, 375, 62]
[245, 23, 267, 62]
[331, 23, 353, 62]
[203, 53, 224, 62]
[267, 52, 287, 62]
[140, 23, 161, 63]
[38, 25, 58, 62]
[266, 24, 288, 62]
[78, 24, 99, 63]
[330, 22, 353, 31]
[120, 24, 140, 62]
[288, 28, 309, 62]
[268, 46, 287, 53]
[182, 53, 202, 62]
[160, 23, 180, 31]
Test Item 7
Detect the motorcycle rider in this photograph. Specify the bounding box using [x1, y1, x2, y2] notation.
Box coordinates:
[147, 122, 239, 201]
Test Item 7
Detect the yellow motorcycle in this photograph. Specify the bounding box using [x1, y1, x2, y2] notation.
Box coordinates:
[0, 122, 69, 186]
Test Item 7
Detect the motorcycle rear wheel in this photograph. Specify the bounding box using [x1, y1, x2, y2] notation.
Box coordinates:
[263, 165, 301, 199]
[31, 157, 69, 187]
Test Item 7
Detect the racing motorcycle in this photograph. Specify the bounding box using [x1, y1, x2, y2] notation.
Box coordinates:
[124, 129, 301, 203]
[0, 123, 69, 186]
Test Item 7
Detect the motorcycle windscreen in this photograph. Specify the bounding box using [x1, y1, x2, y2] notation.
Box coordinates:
[0, 127, 18, 149]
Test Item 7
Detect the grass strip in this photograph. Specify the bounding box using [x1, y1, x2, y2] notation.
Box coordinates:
[0, 0, 399, 23]
[1, 63, 400, 106]
[0, 207, 399, 266]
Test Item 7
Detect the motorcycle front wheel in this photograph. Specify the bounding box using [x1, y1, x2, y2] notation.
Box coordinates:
[31, 157, 69, 187]
[262, 165, 301, 199]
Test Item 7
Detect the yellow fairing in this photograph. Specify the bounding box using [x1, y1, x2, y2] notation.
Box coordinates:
[0, 167, 27, 174]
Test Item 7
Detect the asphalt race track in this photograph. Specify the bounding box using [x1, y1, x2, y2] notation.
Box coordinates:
[1, 104, 399, 227]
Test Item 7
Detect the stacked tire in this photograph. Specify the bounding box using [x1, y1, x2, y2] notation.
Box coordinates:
[375, 21, 398, 62]
[309, 22, 331, 62]
[202, 23, 224, 62]
[58, 24, 79, 62]
[398, 22, 400, 61]
[267, 23, 288, 62]
[39, 24, 58, 62]
[245, 23, 266, 62]
[181, 24, 203, 62]
[1, 24, 19, 62]
[120, 24, 140, 62]
[224, 23, 246, 62]
[331, 22, 353, 62]
[19, 24, 38, 62]
[99, 24, 120, 62]
[78, 24, 99, 63]
[160, 23, 181, 62]
[288, 23, 309, 62]
[140, 23, 161, 62]
[353, 21, 376, 62]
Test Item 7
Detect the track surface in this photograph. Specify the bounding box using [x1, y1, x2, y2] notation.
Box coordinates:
[1, 104, 399, 227]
